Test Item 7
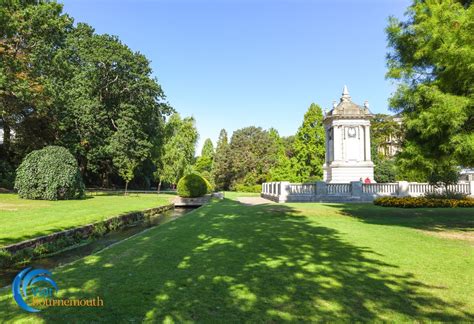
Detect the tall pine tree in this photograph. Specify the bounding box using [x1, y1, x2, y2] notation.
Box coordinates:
[268, 129, 298, 182]
[293, 103, 325, 182]
[194, 138, 214, 173]
[386, 0, 474, 183]
[212, 129, 232, 190]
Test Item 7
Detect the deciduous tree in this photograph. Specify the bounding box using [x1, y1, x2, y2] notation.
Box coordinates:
[156, 114, 198, 189]
[228, 126, 278, 187]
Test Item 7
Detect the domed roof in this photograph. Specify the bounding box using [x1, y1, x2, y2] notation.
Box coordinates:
[325, 86, 372, 119]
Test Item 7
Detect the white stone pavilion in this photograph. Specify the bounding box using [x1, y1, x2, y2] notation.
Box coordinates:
[323, 86, 374, 183]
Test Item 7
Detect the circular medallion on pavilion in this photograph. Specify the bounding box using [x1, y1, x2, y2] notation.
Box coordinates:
[348, 127, 357, 138]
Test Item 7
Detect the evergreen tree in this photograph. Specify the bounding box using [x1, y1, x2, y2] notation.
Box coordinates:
[201, 139, 214, 159]
[194, 138, 214, 173]
[268, 129, 298, 182]
[282, 136, 296, 158]
[293, 103, 325, 182]
[386, 0, 473, 184]
[212, 129, 232, 190]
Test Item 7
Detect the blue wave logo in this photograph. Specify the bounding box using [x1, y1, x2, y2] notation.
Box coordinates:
[12, 267, 59, 312]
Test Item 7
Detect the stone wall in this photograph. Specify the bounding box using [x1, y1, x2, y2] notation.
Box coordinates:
[3, 204, 175, 254]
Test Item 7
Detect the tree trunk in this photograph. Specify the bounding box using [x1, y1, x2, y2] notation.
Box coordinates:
[124, 181, 129, 196]
[157, 180, 162, 193]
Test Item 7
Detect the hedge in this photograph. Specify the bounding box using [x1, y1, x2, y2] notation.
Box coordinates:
[177, 173, 208, 198]
[374, 196, 474, 208]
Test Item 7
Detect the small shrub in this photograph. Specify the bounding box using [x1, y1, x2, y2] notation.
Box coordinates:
[15, 146, 85, 200]
[424, 191, 467, 200]
[177, 174, 208, 198]
[0, 249, 13, 268]
[374, 196, 474, 208]
[92, 223, 107, 238]
[198, 171, 215, 193]
[109, 218, 123, 231]
[33, 244, 50, 256]
[14, 248, 35, 264]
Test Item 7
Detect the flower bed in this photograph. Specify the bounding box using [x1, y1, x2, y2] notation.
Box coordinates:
[374, 196, 474, 208]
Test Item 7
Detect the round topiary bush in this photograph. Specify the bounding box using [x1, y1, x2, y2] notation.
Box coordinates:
[177, 173, 208, 198]
[14, 146, 85, 200]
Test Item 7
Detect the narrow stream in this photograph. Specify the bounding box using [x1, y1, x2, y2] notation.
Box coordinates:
[0, 207, 195, 287]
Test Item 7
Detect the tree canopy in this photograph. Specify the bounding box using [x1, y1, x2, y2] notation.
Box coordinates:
[228, 126, 279, 187]
[194, 138, 214, 174]
[386, 0, 474, 182]
[0, 1, 172, 190]
[212, 129, 232, 190]
[293, 103, 325, 181]
[156, 114, 198, 187]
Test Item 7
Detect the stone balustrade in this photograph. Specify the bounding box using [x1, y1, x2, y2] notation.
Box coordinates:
[261, 181, 474, 203]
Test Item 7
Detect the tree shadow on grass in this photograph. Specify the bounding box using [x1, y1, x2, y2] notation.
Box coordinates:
[328, 203, 474, 232]
[4, 199, 472, 322]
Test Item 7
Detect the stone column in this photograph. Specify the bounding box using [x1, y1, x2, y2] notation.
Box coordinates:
[351, 181, 363, 198]
[325, 126, 329, 163]
[470, 181, 474, 198]
[332, 126, 341, 161]
[364, 125, 371, 161]
[315, 181, 327, 196]
[279, 182, 290, 203]
[341, 126, 346, 161]
[398, 181, 409, 197]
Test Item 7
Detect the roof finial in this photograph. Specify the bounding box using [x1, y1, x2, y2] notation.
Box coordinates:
[341, 85, 351, 101]
[343, 85, 349, 95]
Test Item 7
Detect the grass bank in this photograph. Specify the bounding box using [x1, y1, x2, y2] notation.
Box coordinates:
[0, 196, 473, 322]
[0, 194, 173, 247]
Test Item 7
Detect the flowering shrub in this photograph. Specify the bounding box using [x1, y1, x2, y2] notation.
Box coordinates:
[374, 196, 474, 208]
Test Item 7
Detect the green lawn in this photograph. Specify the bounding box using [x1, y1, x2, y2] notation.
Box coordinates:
[223, 191, 260, 199]
[0, 196, 473, 322]
[0, 193, 173, 247]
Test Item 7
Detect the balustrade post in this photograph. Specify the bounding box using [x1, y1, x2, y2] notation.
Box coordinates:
[398, 181, 409, 197]
[315, 181, 327, 196]
[351, 181, 363, 198]
[278, 182, 290, 203]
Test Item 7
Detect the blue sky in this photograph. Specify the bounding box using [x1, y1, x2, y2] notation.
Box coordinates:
[62, 0, 411, 153]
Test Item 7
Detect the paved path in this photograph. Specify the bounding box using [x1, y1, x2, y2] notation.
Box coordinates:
[237, 197, 274, 205]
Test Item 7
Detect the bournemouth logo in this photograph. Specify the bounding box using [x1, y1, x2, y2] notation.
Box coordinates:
[12, 267, 59, 313]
